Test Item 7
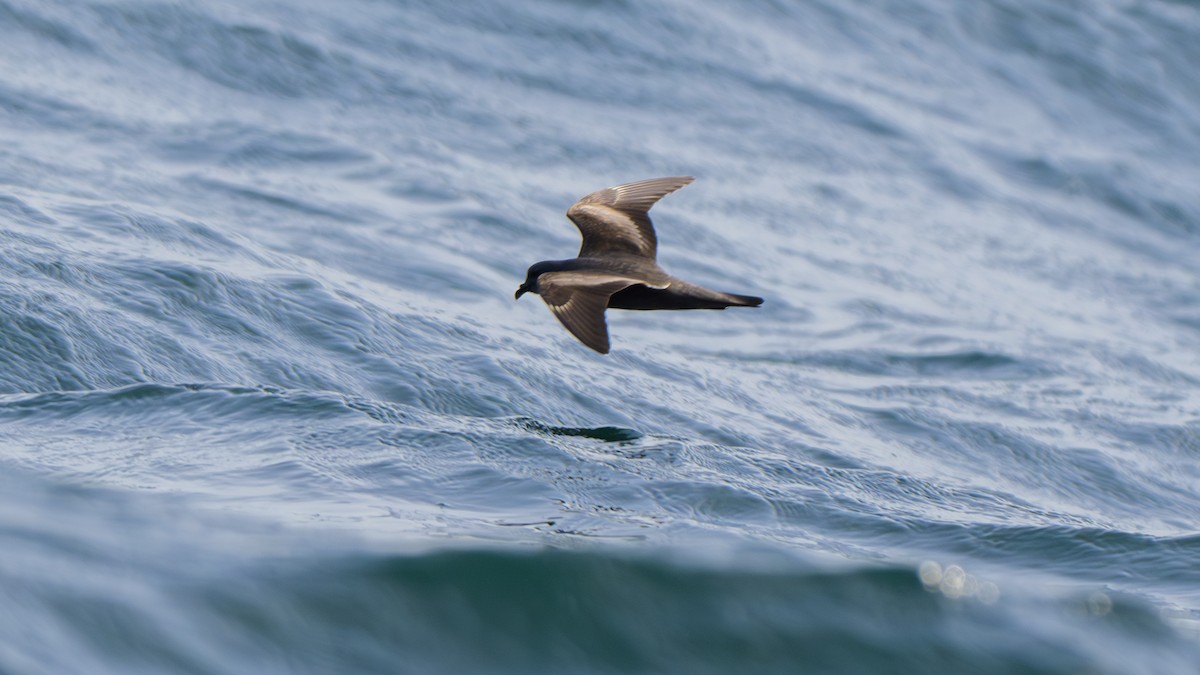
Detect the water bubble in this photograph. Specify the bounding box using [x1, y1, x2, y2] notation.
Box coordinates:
[940, 564, 967, 598]
[978, 581, 1001, 605]
[918, 560, 943, 588]
[1087, 592, 1113, 617]
[916, 559, 1003, 600]
[918, 561, 999, 604]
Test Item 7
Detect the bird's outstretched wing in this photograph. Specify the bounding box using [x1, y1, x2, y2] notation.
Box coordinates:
[537, 271, 656, 353]
[566, 176, 694, 260]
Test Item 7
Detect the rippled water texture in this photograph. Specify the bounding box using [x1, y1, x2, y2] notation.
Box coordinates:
[2, 0, 1200, 673]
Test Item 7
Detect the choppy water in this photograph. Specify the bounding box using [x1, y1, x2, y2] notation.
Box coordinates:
[2, 0, 1200, 672]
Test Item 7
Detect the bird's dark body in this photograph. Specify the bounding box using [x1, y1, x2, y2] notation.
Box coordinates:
[515, 177, 762, 353]
[608, 283, 757, 311]
[525, 257, 752, 311]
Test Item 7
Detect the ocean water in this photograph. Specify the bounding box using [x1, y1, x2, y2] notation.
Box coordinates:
[2, 0, 1200, 672]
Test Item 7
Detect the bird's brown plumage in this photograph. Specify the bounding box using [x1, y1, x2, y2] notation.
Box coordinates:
[516, 177, 762, 353]
[566, 176, 694, 259]
[537, 271, 663, 353]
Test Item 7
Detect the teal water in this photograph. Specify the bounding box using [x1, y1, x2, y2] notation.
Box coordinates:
[2, 1, 1200, 673]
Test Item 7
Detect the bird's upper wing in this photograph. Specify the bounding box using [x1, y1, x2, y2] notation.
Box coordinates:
[566, 176, 694, 260]
[536, 271, 649, 354]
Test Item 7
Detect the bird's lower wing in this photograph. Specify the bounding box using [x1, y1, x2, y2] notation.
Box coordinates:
[537, 271, 643, 354]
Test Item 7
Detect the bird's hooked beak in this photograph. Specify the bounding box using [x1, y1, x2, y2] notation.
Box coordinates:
[514, 283, 530, 300]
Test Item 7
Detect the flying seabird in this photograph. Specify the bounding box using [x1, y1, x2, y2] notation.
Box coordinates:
[515, 176, 763, 353]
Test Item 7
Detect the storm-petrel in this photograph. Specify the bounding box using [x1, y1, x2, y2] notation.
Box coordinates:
[515, 176, 763, 353]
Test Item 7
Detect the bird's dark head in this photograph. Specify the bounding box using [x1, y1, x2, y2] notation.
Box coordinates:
[514, 262, 546, 300]
[515, 260, 577, 300]
[514, 276, 535, 300]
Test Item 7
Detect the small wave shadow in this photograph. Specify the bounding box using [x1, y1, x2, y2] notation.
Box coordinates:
[745, 348, 1050, 380]
[510, 417, 643, 443]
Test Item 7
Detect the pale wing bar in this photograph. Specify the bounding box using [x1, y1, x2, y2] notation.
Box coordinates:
[566, 176, 694, 259]
[537, 271, 645, 354]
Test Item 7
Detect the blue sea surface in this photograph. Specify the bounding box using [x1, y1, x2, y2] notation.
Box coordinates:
[3, 0, 1200, 672]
